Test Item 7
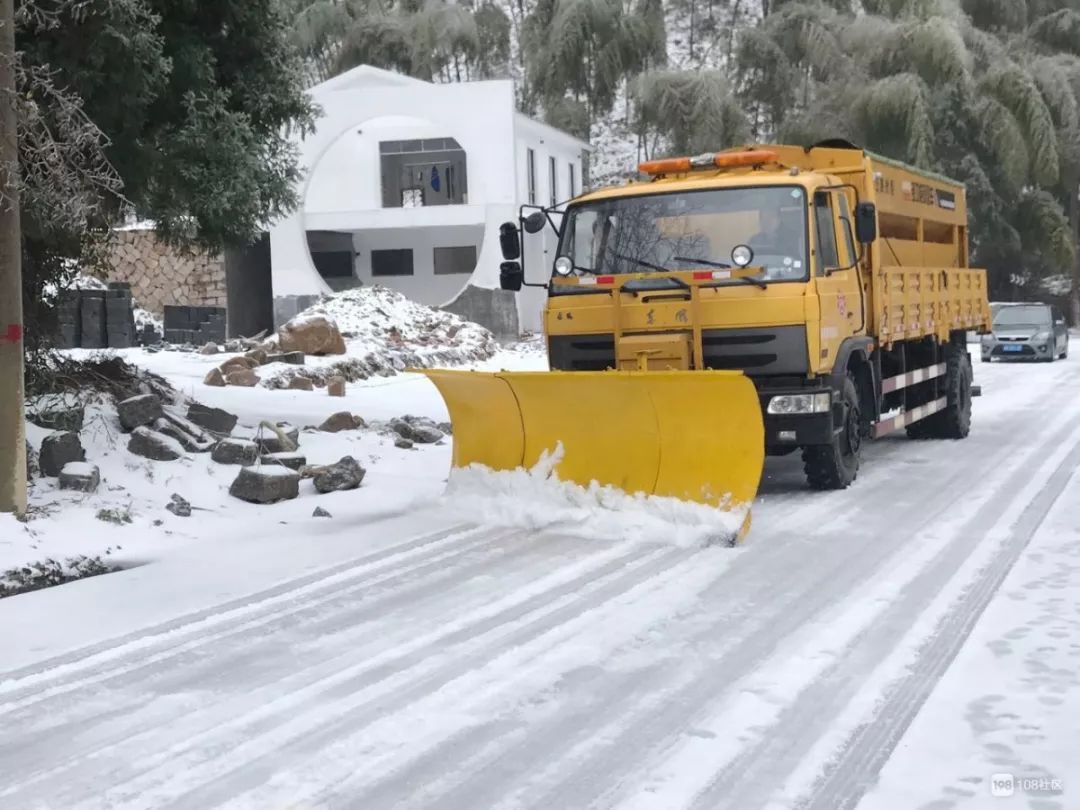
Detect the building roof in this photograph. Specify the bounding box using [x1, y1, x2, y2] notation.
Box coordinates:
[314, 64, 431, 94]
[312, 64, 591, 151]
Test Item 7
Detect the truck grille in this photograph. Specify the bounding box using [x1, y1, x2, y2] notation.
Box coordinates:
[548, 326, 808, 376]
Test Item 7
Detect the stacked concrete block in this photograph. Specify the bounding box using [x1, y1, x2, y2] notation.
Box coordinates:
[54, 287, 140, 350]
[79, 290, 108, 349]
[163, 305, 227, 346]
[105, 282, 137, 349]
[55, 291, 81, 349]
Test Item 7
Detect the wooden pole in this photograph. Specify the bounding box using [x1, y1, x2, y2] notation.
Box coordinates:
[0, 0, 26, 514]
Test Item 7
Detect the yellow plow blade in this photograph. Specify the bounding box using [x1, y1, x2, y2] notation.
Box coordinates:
[420, 369, 765, 512]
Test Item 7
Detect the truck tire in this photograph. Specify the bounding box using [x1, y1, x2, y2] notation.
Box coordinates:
[906, 344, 972, 440]
[802, 373, 861, 490]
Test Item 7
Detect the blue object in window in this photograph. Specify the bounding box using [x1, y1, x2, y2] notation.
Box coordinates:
[431, 166, 441, 192]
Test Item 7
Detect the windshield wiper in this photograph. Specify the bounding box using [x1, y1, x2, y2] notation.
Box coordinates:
[674, 256, 767, 290]
[612, 252, 670, 273]
[673, 255, 731, 269]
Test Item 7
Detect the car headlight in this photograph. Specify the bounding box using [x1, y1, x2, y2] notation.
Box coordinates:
[1033, 331, 1051, 343]
[767, 392, 831, 415]
[981, 334, 993, 345]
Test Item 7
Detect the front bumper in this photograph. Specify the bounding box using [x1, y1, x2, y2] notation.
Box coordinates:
[983, 340, 1051, 360]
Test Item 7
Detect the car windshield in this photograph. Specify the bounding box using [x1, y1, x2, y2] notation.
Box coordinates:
[993, 305, 1051, 329]
[556, 186, 809, 281]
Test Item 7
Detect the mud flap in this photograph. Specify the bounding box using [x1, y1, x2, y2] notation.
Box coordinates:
[419, 369, 765, 514]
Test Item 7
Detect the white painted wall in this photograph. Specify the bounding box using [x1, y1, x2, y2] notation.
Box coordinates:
[267, 66, 590, 335]
[350, 224, 484, 305]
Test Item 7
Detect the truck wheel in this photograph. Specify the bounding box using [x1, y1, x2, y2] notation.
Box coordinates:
[907, 344, 972, 440]
[802, 373, 860, 490]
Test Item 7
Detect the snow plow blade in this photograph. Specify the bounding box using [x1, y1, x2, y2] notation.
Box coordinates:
[420, 369, 765, 512]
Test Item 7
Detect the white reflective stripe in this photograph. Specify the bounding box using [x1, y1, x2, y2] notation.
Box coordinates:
[578, 277, 597, 286]
[712, 270, 731, 279]
[871, 396, 947, 438]
[880, 362, 947, 394]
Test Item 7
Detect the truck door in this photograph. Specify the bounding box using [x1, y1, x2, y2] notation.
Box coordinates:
[813, 189, 862, 370]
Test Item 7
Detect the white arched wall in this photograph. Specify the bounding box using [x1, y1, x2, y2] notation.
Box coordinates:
[270, 80, 520, 325]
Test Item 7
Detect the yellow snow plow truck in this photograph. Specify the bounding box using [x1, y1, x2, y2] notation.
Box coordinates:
[422, 140, 991, 533]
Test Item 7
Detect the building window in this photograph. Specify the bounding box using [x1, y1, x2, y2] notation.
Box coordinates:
[549, 156, 558, 206]
[568, 163, 576, 198]
[380, 138, 467, 208]
[527, 148, 536, 205]
[371, 248, 414, 276]
[434, 245, 478, 275]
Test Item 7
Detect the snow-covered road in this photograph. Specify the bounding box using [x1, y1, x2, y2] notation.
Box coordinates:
[2, 349, 1078, 808]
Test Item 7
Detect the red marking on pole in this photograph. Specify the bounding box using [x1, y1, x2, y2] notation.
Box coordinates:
[1, 324, 23, 343]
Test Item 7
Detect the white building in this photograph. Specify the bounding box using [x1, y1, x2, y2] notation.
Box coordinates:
[268, 65, 592, 336]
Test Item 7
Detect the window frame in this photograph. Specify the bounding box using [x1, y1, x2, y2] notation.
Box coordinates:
[371, 248, 415, 277]
[433, 245, 478, 276]
[813, 191, 840, 275]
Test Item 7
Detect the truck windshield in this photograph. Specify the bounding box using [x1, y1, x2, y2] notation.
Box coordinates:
[556, 186, 809, 281]
[993, 305, 1051, 329]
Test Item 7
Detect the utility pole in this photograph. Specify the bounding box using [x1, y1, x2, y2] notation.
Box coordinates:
[0, 0, 26, 515]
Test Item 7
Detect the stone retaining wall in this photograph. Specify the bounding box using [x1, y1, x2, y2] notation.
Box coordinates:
[105, 229, 227, 315]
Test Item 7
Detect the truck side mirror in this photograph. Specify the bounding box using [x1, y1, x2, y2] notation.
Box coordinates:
[499, 222, 521, 261]
[855, 202, 877, 243]
[500, 261, 523, 292]
[523, 211, 547, 234]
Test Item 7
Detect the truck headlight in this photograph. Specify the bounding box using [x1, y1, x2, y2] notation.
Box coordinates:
[767, 392, 831, 415]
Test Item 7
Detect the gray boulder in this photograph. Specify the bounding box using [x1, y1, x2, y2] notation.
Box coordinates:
[155, 413, 215, 453]
[312, 456, 366, 494]
[313, 506, 332, 518]
[319, 411, 364, 433]
[211, 438, 260, 466]
[229, 466, 300, 504]
[391, 416, 444, 444]
[261, 451, 307, 471]
[128, 427, 184, 461]
[117, 394, 164, 432]
[59, 462, 100, 493]
[187, 403, 238, 435]
[40, 431, 85, 477]
[394, 437, 414, 450]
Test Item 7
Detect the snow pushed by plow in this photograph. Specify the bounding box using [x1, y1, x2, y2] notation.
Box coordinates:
[443, 444, 746, 548]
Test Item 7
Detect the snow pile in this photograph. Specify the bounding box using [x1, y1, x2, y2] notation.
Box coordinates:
[442, 445, 746, 548]
[264, 286, 499, 386]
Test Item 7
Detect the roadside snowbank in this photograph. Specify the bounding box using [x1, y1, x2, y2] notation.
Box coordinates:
[443, 445, 746, 547]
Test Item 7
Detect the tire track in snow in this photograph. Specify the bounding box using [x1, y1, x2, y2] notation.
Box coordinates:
[54, 542, 679, 809]
[685, 407, 1080, 810]
[464, 377, 1075, 810]
[796, 429, 1080, 810]
[315, 428, 1013, 810]
[0, 522, 481, 698]
[0, 526, 580, 797]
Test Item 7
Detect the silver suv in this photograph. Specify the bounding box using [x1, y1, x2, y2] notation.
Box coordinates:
[982, 302, 1069, 362]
